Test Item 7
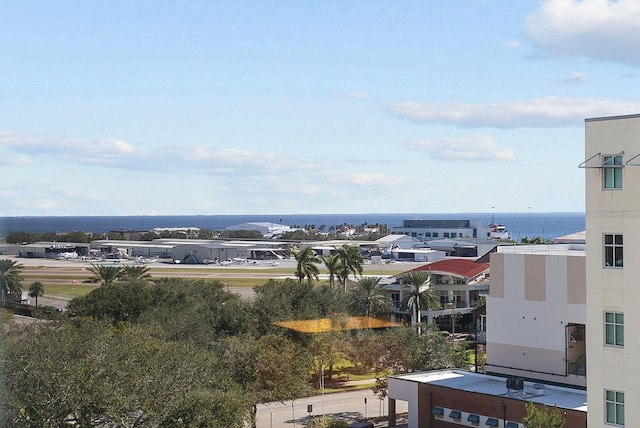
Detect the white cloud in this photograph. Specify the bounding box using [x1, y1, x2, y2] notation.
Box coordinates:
[405, 136, 516, 161]
[0, 131, 320, 176]
[330, 173, 403, 187]
[0, 132, 138, 166]
[2, 184, 67, 212]
[560, 72, 586, 84]
[0, 150, 32, 165]
[505, 40, 523, 49]
[346, 91, 369, 99]
[288, 183, 326, 196]
[390, 97, 640, 128]
[526, 0, 640, 66]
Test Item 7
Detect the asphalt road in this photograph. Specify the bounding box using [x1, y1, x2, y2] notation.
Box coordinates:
[256, 389, 408, 428]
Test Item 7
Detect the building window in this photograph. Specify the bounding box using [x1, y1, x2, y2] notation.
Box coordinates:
[605, 389, 624, 426]
[444, 232, 450, 238]
[433, 232, 438, 238]
[605, 312, 624, 347]
[391, 292, 400, 309]
[604, 234, 623, 267]
[603, 155, 623, 189]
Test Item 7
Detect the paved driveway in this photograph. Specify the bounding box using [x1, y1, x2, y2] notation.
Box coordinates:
[256, 389, 408, 428]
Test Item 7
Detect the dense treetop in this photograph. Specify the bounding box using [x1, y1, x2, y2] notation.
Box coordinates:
[2, 268, 467, 427]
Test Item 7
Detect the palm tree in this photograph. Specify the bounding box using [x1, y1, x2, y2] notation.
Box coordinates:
[400, 271, 441, 335]
[118, 265, 152, 282]
[349, 276, 392, 318]
[28, 281, 45, 308]
[87, 264, 122, 286]
[292, 247, 321, 284]
[0, 258, 24, 304]
[337, 245, 363, 292]
[322, 253, 341, 290]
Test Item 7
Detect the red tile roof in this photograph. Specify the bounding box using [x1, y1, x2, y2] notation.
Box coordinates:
[411, 259, 489, 279]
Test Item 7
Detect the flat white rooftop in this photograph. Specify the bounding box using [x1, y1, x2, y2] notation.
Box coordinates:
[497, 243, 585, 256]
[391, 370, 587, 412]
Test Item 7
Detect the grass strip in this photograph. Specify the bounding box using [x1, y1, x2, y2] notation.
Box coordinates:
[43, 283, 97, 298]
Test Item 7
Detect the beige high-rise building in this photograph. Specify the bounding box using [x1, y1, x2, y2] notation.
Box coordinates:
[585, 113, 640, 427]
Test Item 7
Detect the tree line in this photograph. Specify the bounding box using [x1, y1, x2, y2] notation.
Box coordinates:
[3, 221, 391, 245]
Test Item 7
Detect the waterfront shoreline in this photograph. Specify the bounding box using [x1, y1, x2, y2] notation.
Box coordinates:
[1, 212, 585, 241]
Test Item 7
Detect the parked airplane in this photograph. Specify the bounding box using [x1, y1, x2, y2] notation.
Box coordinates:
[135, 256, 158, 264]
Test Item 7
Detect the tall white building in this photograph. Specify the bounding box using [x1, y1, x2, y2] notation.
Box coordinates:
[584, 114, 640, 427]
[488, 244, 586, 389]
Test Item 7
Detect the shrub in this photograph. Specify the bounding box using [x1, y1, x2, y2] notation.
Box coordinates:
[307, 415, 349, 428]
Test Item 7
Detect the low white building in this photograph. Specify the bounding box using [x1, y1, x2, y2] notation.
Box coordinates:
[225, 222, 293, 237]
[387, 370, 587, 428]
[172, 243, 241, 264]
[376, 234, 422, 249]
[390, 219, 485, 241]
[18, 242, 91, 259]
[387, 259, 490, 327]
[385, 247, 446, 262]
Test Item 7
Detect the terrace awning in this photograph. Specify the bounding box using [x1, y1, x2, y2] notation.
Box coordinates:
[432, 407, 444, 416]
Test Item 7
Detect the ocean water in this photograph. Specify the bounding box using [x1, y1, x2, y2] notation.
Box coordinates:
[0, 212, 584, 241]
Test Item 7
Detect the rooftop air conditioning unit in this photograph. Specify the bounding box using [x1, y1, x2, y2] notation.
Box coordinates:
[506, 377, 524, 394]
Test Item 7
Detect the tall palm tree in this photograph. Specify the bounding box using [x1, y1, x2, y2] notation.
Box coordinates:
[322, 253, 341, 290]
[28, 281, 45, 308]
[88, 264, 122, 286]
[349, 276, 392, 318]
[337, 245, 363, 292]
[118, 265, 152, 282]
[400, 271, 441, 335]
[0, 259, 23, 304]
[293, 247, 321, 284]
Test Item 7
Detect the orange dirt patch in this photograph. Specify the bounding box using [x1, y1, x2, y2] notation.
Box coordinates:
[275, 316, 402, 333]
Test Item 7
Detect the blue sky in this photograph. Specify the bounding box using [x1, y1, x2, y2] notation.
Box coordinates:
[3, 0, 640, 216]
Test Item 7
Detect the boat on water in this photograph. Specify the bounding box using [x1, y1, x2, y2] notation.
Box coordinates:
[488, 223, 511, 240]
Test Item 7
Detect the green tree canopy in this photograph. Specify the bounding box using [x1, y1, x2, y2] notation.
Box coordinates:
[322, 252, 341, 290]
[4, 231, 38, 244]
[2, 319, 251, 427]
[400, 271, 441, 334]
[139, 278, 254, 347]
[117, 265, 152, 282]
[293, 246, 321, 283]
[68, 278, 254, 344]
[348, 276, 392, 318]
[336, 245, 363, 291]
[216, 333, 312, 427]
[4, 231, 95, 244]
[252, 279, 347, 335]
[27, 281, 45, 308]
[87, 263, 122, 286]
[68, 280, 155, 323]
[522, 401, 566, 428]
[0, 259, 23, 303]
[217, 333, 311, 402]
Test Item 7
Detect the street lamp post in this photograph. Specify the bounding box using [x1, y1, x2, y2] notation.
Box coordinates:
[292, 400, 296, 428]
[364, 397, 368, 419]
[321, 366, 325, 415]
